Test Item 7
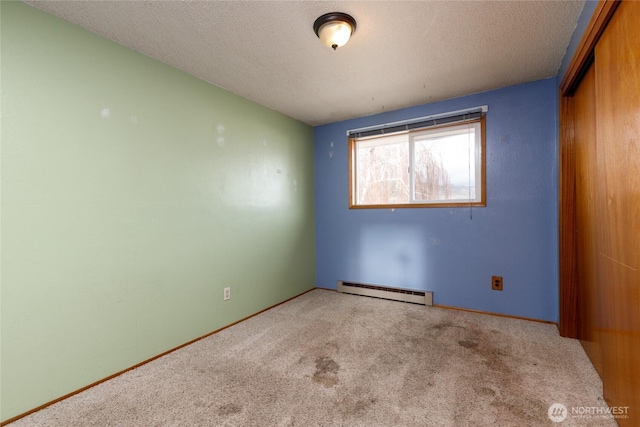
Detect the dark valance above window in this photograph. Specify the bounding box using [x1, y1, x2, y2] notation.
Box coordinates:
[347, 106, 487, 139]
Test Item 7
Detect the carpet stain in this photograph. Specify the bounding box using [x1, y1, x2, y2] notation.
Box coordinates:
[458, 340, 479, 349]
[195, 399, 212, 408]
[217, 403, 242, 416]
[490, 398, 545, 423]
[429, 320, 469, 339]
[431, 321, 454, 331]
[378, 351, 404, 368]
[405, 311, 424, 321]
[477, 386, 496, 397]
[351, 398, 377, 414]
[313, 356, 340, 387]
[463, 327, 511, 375]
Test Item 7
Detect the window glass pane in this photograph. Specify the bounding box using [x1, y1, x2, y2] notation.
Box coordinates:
[356, 135, 409, 204]
[413, 128, 476, 202]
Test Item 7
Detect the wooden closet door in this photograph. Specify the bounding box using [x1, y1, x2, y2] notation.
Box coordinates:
[594, 0, 640, 422]
[573, 65, 603, 378]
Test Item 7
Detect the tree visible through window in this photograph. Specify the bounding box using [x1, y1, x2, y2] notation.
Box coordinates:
[349, 118, 485, 208]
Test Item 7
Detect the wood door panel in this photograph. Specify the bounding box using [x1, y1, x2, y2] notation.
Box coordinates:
[594, 2, 640, 425]
[573, 65, 603, 377]
[595, 0, 640, 269]
[598, 256, 639, 422]
[558, 95, 578, 339]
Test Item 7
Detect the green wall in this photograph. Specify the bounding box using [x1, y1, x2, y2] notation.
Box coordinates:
[0, 2, 315, 421]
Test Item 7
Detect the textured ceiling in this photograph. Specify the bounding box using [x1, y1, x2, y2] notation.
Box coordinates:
[25, 1, 585, 126]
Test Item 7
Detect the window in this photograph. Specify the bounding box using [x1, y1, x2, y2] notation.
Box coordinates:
[349, 116, 485, 208]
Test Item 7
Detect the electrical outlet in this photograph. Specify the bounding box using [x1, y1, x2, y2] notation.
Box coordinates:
[492, 276, 503, 291]
[223, 287, 231, 301]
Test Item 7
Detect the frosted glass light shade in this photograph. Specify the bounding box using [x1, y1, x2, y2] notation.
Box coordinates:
[313, 13, 357, 50]
[318, 21, 353, 50]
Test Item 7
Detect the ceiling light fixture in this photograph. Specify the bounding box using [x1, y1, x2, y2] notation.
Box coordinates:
[313, 12, 357, 50]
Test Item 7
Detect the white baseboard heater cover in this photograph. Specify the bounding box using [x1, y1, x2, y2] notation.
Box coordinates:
[337, 281, 433, 306]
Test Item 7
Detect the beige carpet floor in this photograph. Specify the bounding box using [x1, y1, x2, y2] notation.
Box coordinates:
[9, 289, 616, 426]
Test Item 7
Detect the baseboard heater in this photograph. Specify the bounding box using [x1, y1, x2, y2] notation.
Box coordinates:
[337, 280, 433, 306]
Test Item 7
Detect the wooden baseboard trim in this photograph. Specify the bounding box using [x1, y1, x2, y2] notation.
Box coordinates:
[323, 286, 557, 326]
[434, 304, 558, 325]
[0, 287, 315, 426]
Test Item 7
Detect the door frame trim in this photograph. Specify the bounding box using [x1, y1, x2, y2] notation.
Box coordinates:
[558, 0, 620, 337]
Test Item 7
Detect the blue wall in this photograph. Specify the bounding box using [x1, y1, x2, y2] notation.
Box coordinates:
[557, 0, 599, 85]
[314, 78, 559, 322]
